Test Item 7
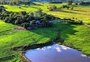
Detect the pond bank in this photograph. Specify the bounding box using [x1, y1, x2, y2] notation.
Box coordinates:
[24, 44, 90, 62]
[17, 38, 90, 62]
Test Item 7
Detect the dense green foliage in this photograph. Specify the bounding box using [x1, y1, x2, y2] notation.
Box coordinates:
[0, 7, 54, 29]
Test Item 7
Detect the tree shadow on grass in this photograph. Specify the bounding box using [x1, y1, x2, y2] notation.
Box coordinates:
[12, 23, 78, 51]
[0, 55, 15, 62]
[30, 23, 78, 41]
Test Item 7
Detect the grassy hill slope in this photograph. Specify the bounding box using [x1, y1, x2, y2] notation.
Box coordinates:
[0, 20, 90, 61]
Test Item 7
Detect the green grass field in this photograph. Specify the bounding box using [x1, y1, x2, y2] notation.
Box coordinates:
[0, 20, 90, 62]
[0, 20, 54, 62]
[1, 3, 90, 23]
[0, 2, 90, 62]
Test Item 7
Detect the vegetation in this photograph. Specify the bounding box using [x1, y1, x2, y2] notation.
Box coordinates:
[0, 1, 90, 62]
[48, 5, 57, 11]
[0, 20, 90, 62]
[0, 20, 54, 62]
[0, 3, 90, 23]
[45, 3, 90, 23]
[0, 7, 54, 29]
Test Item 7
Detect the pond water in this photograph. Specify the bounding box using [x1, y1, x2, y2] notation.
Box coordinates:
[25, 44, 90, 62]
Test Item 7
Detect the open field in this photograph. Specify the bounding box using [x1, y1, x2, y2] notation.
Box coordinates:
[0, 20, 90, 61]
[1, 3, 90, 23]
[0, 20, 55, 62]
[47, 5, 90, 23]
[0, 2, 90, 62]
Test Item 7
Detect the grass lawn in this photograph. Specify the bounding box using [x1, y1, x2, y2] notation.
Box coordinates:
[0, 20, 90, 62]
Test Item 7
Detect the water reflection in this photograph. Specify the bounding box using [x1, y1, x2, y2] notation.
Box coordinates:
[25, 44, 90, 62]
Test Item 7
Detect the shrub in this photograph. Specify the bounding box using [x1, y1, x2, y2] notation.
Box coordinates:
[61, 5, 70, 9]
[37, 8, 42, 13]
[68, 20, 83, 25]
[4, 17, 9, 22]
[21, 23, 29, 28]
[0, 6, 5, 12]
[0, 9, 54, 29]
[20, 11, 26, 15]
[71, 6, 74, 10]
[48, 5, 57, 11]
[15, 19, 20, 25]
[34, 9, 43, 18]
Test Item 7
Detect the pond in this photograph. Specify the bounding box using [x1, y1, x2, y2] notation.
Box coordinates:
[25, 44, 90, 62]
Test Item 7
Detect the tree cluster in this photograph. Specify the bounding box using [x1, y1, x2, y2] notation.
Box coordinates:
[48, 4, 74, 11]
[48, 5, 57, 11]
[63, 18, 83, 25]
[0, 8, 55, 29]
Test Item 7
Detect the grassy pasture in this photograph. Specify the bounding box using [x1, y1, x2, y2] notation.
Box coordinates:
[0, 2, 90, 62]
[1, 3, 90, 23]
[0, 20, 52, 62]
[0, 20, 90, 62]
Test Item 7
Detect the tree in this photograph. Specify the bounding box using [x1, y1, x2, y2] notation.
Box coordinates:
[55, 29, 64, 44]
[20, 11, 26, 15]
[21, 23, 29, 28]
[15, 19, 20, 24]
[48, 5, 57, 11]
[4, 17, 9, 22]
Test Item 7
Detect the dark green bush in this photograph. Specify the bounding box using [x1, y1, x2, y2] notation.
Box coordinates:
[0, 9, 55, 29]
[48, 5, 57, 11]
